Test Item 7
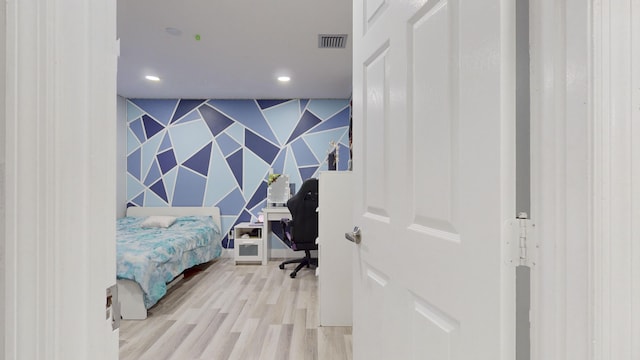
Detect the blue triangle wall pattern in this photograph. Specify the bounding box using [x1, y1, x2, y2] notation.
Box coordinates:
[126, 98, 351, 248]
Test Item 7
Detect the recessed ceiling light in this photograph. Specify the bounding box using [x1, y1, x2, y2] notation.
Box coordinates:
[145, 75, 160, 81]
[277, 76, 291, 82]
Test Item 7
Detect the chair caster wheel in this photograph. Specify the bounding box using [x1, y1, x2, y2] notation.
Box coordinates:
[279, 264, 285, 270]
[290, 272, 297, 278]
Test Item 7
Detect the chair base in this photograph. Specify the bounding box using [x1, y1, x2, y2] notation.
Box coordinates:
[279, 250, 317, 278]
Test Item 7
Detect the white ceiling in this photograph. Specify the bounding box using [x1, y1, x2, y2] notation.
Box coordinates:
[117, 0, 353, 100]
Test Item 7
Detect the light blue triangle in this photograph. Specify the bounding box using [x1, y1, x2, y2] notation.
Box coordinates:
[168, 119, 213, 164]
[226, 122, 245, 144]
[339, 129, 350, 147]
[158, 131, 172, 152]
[304, 128, 349, 162]
[127, 129, 141, 154]
[307, 99, 350, 120]
[127, 101, 145, 122]
[215, 133, 241, 157]
[144, 160, 162, 186]
[173, 109, 202, 125]
[243, 150, 271, 205]
[127, 174, 146, 200]
[220, 216, 237, 240]
[163, 166, 179, 204]
[140, 132, 164, 184]
[203, 142, 237, 207]
[283, 148, 302, 189]
[318, 161, 329, 172]
[270, 149, 286, 175]
[145, 190, 167, 207]
[264, 100, 300, 146]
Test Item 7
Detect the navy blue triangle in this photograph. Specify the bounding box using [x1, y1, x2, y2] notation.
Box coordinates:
[149, 179, 168, 203]
[237, 210, 252, 224]
[222, 235, 231, 249]
[308, 106, 350, 134]
[286, 110, 321, 144]
[270, 220, 285, 242]
[171, 99, 206, 124]
[142, 114, 164, 139]
[157, 149, 177, 174]
[199, 105, 234, 137]
[226, 149, 243, 190]
[182, 142, 212, 176]
[246, 181, 268, 210]
[245, 129, 280, 164]
[299, 166, 318, 181]
[257, 99, 291, 109]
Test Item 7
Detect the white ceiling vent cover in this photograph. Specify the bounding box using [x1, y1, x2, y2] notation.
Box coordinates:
[318, 34, 348, 48]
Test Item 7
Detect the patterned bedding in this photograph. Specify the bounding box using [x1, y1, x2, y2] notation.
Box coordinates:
[116, 215, 222, 308]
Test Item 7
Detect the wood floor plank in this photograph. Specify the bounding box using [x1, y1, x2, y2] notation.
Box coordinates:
[119, 258, 352, 360]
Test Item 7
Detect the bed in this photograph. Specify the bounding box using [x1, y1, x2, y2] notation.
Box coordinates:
[117, 206, 223, 320]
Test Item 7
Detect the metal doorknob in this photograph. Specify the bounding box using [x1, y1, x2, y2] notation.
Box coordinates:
[345, 226, 361, 244]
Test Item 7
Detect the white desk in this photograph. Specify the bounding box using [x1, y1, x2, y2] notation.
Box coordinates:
[261, 207, 291, 265]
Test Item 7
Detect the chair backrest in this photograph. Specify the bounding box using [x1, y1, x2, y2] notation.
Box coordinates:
[286, 178, 319, 249]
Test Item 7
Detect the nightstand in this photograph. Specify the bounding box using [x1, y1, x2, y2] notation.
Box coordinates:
[233, 222, 263, 264]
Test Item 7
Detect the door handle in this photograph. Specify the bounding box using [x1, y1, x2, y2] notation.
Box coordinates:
[345, 226, 361, 244]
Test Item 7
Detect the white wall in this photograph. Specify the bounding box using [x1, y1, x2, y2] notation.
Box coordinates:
[117, 95, 127, 218]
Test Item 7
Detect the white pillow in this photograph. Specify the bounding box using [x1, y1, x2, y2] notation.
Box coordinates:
[140, 215, 177, 228]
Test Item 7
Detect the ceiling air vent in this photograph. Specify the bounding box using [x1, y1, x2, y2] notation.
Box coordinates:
[318, 34, 348, 49]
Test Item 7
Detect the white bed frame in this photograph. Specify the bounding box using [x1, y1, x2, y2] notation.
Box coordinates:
[118, 206, 222, 320]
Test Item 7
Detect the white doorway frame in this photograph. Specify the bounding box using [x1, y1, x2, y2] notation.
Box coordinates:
[530, 0, 640, 359]
[3, 0, 638, 359]
[589, 0, 640, 358]
[3, 1, 119, 359]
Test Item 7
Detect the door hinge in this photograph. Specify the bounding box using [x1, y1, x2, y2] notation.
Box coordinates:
[506, 212, 537, 267]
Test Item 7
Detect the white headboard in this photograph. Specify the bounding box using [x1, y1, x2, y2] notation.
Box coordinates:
[125, 206, 221, 230]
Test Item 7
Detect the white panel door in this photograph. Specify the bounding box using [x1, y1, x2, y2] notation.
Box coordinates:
[351, 0, 516, 359]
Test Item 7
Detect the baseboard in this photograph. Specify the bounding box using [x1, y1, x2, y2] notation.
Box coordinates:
[221, 248, 234, 258]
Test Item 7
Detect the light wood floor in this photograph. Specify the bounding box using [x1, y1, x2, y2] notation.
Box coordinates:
[119, 257, 352, 360]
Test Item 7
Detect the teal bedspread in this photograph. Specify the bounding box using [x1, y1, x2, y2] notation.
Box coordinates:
[116, 215, 222, 308]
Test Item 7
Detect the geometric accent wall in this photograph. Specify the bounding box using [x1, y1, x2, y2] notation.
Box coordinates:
[126, 98, 351, 248]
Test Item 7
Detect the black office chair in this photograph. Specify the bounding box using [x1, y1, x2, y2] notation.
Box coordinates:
[279, 178, 319, 278]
